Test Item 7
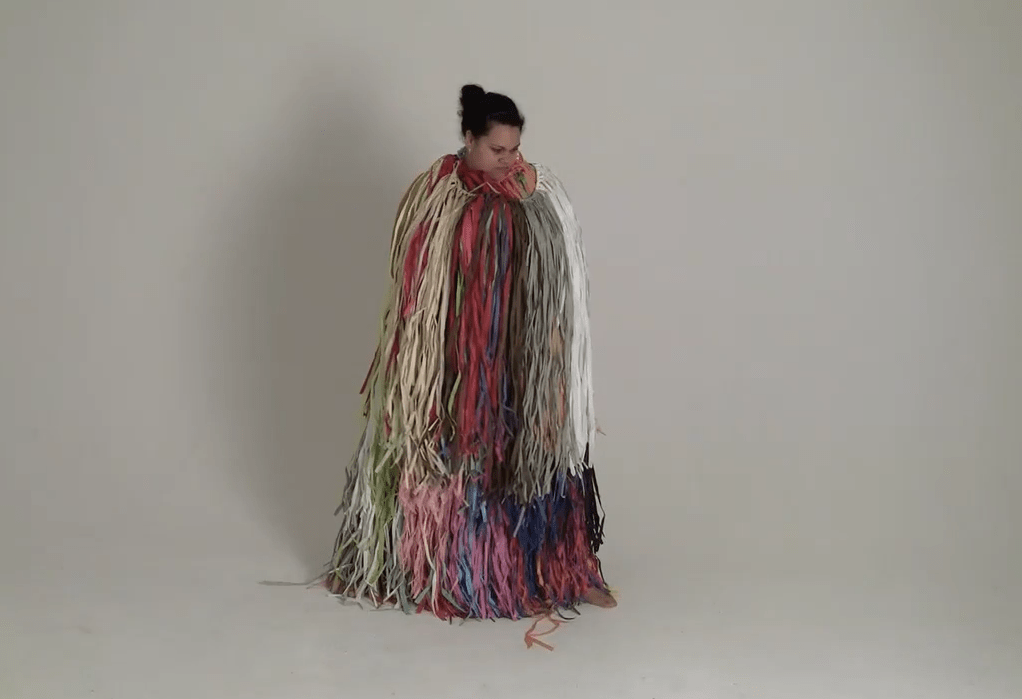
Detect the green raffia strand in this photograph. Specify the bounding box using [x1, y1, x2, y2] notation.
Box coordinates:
[367, 433, 392, 584]
[446, 372, 461, 420]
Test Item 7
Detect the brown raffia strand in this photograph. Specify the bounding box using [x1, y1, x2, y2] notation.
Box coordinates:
[492, 200, 531, 496]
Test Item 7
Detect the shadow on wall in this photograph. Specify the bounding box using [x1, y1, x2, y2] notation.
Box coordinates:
[213, 65, 407, 578]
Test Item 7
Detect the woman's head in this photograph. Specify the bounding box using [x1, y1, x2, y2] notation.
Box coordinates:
[459, 84, 525, 179]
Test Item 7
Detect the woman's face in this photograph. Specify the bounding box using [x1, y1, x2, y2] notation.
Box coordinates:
[464, 124, 522, 179]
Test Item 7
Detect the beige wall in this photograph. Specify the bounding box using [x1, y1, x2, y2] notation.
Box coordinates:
[2, 1, 1019, 585]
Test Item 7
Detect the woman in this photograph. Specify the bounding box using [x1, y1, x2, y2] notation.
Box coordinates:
[326, 84, 615, 620]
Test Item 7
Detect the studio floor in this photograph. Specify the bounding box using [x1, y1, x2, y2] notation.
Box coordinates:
[3, 524, 1019, 699]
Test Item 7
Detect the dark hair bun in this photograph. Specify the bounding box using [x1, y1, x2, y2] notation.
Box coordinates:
[458, 84, 525, 138]
[460, 84, 486, 111]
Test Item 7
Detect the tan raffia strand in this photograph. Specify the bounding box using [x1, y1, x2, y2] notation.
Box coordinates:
[327, 170, 424, 606]
[386, 176, 473, 481]
[328, 164, 473, 608]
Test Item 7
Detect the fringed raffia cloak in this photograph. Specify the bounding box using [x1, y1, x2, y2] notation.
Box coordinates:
[326, 151, 608, 620]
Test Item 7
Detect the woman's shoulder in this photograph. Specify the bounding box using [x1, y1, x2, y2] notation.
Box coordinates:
[398, 154, 459, 198]
[423, 153, 461, 184]
[526, 160, 571, 197]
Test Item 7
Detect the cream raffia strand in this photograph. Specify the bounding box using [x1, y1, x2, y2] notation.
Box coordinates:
[540, 166, 597, 469]
[387, 178, 472, 480]
[326, 154, 607, 618]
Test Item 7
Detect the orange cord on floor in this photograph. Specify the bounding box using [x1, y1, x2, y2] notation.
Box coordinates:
[523, 612, 564, 651]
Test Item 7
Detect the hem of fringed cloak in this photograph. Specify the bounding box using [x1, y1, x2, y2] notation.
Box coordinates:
[325, 465, 608, 621]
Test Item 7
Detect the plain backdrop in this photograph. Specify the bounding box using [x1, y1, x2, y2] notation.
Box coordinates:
[2, 2, 1020, 698]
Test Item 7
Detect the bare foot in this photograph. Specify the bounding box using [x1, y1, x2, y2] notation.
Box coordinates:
[582, 587, 617, 608]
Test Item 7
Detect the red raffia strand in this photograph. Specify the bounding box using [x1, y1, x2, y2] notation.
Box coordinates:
[524, 612, 564, 651]
[523, 583, 623, 651]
